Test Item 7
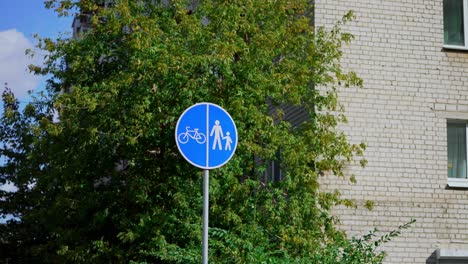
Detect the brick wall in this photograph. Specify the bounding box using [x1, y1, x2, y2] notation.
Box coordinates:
[315, 0, 468, 263]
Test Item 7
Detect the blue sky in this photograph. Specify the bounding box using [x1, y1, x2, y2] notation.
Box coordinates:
[0, 1, 73, 195]
[0, 0, 73, 100]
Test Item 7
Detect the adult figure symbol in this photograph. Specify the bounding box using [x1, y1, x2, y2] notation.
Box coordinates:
[210, 120, 224, 150]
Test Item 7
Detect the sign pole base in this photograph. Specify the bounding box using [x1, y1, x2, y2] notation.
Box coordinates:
[203, 169, 209, 264]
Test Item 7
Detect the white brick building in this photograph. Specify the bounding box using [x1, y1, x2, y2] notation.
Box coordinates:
[316, 0, 468, 263]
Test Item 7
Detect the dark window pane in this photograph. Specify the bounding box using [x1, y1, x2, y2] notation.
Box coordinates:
[448, 122, 467, 178]
[444, 0, 465, 46]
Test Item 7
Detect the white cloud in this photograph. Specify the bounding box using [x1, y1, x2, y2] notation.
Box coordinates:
[0, 181, 18, 193]
[0, 29, 43, 99]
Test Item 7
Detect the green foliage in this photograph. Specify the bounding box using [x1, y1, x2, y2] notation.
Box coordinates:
[339, 219, 416, 264]
[1, 0, 413, 263]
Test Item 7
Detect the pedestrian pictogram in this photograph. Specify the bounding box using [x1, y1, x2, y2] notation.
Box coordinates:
[210, 120, 224, 150]
[175, 102, 238, 170]
[223, 132, 232, 150]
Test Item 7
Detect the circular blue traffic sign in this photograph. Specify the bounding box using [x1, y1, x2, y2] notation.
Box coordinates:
[175, 103, 238, 169]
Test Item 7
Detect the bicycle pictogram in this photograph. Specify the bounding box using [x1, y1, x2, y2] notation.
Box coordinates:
[178, 126, 206, 144]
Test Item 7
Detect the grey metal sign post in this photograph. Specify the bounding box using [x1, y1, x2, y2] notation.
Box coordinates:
[175, 102, 238, 264]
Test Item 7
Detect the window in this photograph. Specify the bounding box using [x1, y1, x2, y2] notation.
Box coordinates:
[259, 102, 309, 183]
[444, 0, 468, 49]
[264, 152, 284, 182]
[437, 248, 468, 263]
[447, 121, 468, 187]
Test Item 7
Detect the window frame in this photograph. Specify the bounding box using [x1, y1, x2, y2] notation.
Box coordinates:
[443, 0, 468, 51]
[447, 120, 468, 187]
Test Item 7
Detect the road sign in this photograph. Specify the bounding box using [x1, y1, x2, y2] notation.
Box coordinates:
[175, 102, 238, 170]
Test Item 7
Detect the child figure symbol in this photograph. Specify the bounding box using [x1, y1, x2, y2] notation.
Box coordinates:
[223, 132, 232, 150]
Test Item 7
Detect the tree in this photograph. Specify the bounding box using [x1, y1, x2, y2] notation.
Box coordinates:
[1, 0, 412, 263]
